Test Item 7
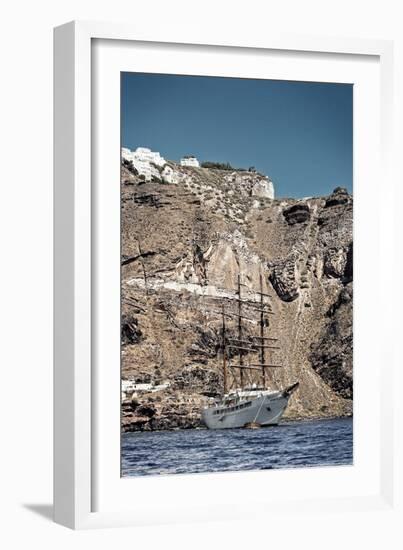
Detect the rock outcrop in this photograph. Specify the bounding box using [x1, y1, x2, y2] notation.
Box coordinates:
[121, 161, 353, 431]
[309, 283, 353, 399]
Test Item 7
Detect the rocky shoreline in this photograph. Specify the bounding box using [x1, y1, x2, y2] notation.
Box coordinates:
[121, 378, 353, 433]
[122, 392, 353, 433]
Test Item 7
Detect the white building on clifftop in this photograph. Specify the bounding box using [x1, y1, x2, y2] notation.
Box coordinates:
[122, 146, 166, 181]
[180, 155, 200, 167]
[132, 147, 166, 167]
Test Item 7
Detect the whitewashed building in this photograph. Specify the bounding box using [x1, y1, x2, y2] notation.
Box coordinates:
[133, 147, 166, 167]
[121, 379, 170, 400]
[162, 165, 180, 184]
[180, 155, 200, 167]
[122, 146, 166, 181]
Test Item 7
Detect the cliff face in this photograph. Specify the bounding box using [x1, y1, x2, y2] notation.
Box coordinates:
[121, 162, 353, 431]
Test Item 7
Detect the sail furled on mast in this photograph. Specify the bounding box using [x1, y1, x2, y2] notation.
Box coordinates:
[219, 272, 282, 392]
[221, 303, 228, 394]
[237, 274, 244, 388]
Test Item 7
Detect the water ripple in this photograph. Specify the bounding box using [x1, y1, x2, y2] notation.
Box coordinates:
[122, 417, 353, 477]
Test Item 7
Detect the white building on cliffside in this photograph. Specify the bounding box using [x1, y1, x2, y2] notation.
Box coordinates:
[122, 146, 166, 181]
[180, 155, 200, 167]
[133, 147, 166, 166]
[162, 165, 180, 184]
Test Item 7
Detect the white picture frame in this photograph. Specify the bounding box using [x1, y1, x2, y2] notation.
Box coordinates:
[54, 21, 399, 532]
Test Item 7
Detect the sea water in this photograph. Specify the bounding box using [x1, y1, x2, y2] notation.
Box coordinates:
[121, 417, 353, 477]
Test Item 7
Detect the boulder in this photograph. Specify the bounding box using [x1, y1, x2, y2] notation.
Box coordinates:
[325, 187, 350, 207]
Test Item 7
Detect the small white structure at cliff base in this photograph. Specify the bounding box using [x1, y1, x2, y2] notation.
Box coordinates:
[121, 379, 170, 400]
[180, 155, 200, 167]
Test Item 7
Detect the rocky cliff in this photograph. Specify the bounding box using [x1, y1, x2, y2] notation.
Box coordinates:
[121, 161, 353, 431]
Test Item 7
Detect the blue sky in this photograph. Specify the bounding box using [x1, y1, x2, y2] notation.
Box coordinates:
[122, 73, 352, 198]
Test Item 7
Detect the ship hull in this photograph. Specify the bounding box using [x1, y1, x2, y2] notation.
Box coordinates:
[202, 392, 289, 430]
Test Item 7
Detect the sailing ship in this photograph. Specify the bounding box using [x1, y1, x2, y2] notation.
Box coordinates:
[202, 274, 299, 429]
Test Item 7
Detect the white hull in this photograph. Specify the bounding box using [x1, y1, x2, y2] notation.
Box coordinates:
[202, 389, 290, 430]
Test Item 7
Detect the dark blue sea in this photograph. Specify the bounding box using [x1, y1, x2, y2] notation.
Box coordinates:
[121, 417, 353, 477]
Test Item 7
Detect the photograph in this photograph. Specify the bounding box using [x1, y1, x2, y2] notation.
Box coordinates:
[120, 73, 353, 477]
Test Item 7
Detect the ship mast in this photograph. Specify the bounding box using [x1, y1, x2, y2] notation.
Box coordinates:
[259, 273, 266, 387]
[221, 303, 228, 394]
[216, 273, 281, 392]
[237, 274, 244, 389]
